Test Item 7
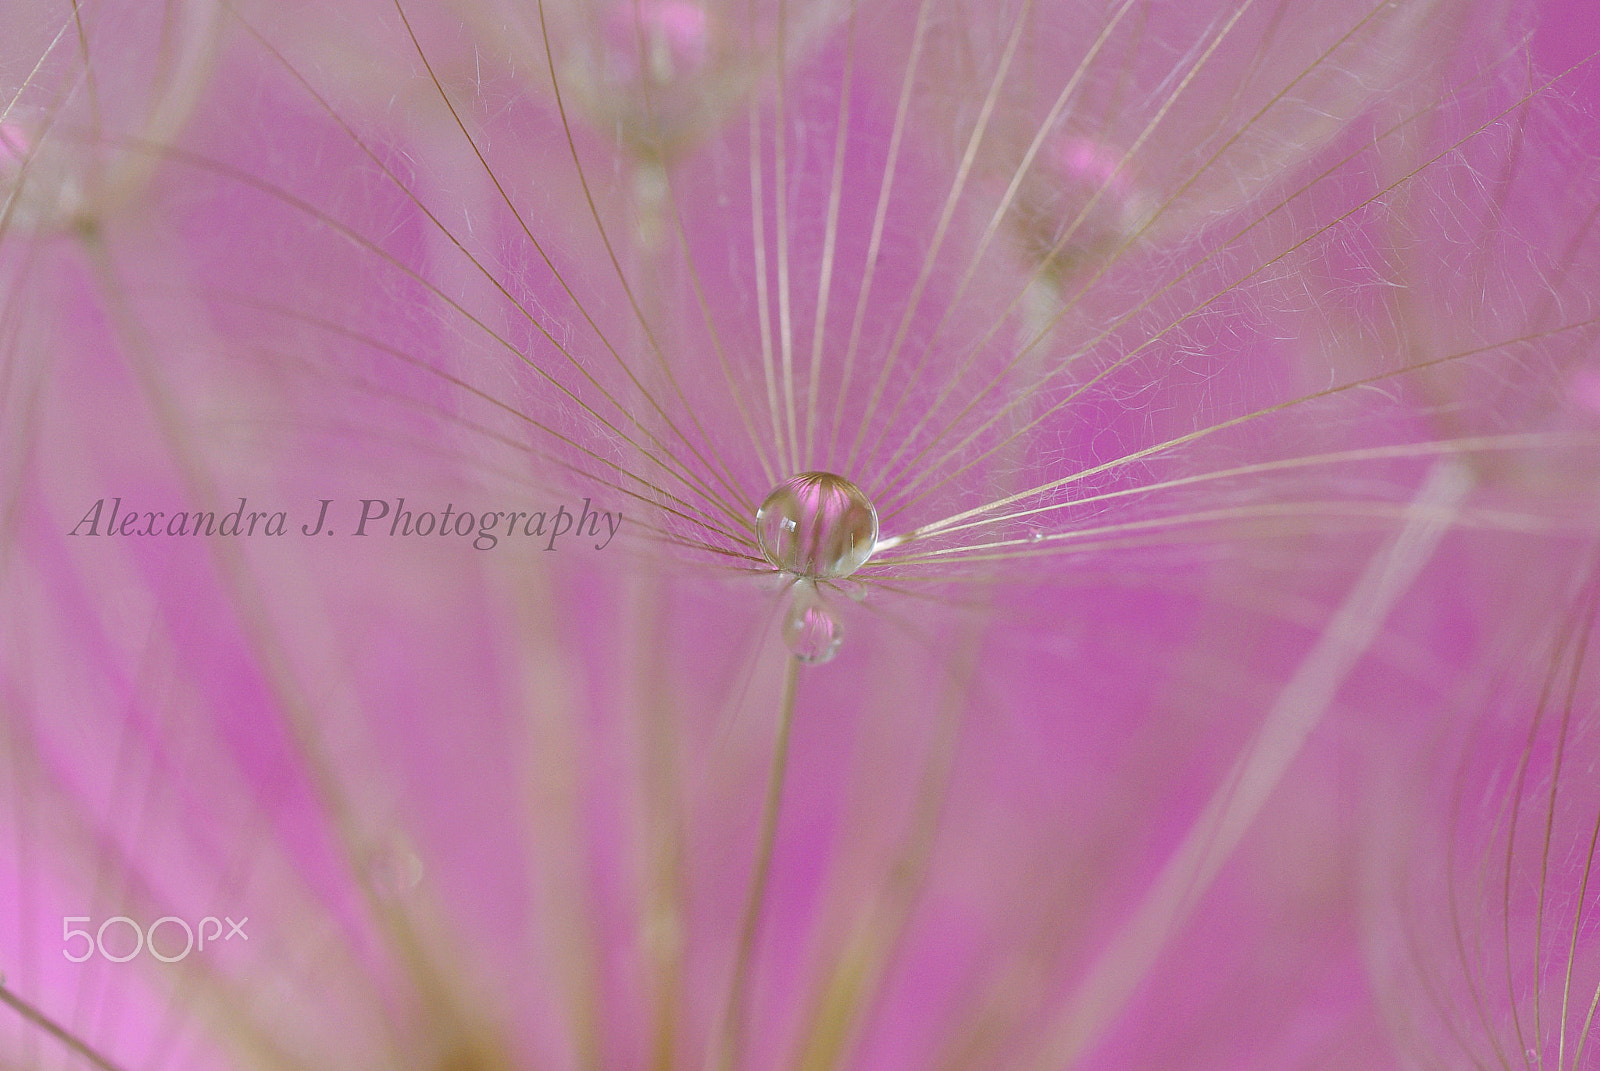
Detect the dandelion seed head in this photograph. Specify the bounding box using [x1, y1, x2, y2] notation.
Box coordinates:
[6, 0, 1600, 1068]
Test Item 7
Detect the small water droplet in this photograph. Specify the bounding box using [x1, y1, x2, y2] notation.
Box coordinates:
[756, 472, 879, 579]
[367, 837, 423, 898]
[782, 582, 844, 665]
[1028, 526, 1046, 542]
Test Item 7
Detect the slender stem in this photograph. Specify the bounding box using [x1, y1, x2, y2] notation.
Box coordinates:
[0, 983, 129, 1071]
[714, 655, 802, 1071]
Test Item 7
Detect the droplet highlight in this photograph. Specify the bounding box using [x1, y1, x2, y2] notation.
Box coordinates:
[782, 582, 844, 665]
[756, 472, 879, 580]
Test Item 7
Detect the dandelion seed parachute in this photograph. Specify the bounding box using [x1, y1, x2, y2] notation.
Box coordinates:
[2, 1, 1600, 1071]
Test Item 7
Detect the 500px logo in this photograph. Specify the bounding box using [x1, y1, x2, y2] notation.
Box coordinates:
[62, 916, 248, 963]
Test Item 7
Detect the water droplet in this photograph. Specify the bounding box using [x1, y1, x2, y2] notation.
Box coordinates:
[782, 582, 844, 665]
[366, 837, 423, 898]
[756, 472, 879, 580]
[1028, 525, 1046, 542]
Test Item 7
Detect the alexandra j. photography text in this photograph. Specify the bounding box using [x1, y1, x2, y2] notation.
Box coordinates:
[66, 496, 625, 549]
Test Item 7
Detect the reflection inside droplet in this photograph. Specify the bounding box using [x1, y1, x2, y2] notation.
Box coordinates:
[756, 472, 879, 579]
[782, 581, 844, 665]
